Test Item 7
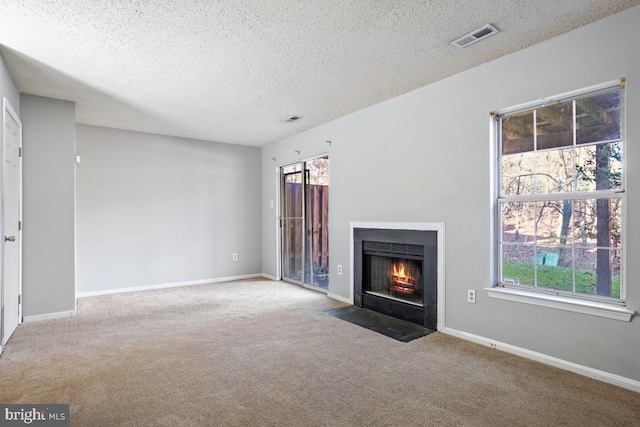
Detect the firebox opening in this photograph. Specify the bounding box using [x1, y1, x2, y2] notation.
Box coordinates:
[364, 255, 423, 306]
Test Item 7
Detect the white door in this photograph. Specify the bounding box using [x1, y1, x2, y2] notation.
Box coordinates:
[2, 98, 22, 346]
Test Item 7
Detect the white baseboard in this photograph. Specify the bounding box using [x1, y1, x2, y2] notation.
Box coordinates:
[261, 273, 280, 281]
[23, 310, 77, 323]
[328, 293, 352, 304]
[76, 274, 262, 298]
[441, 327, 640, 394]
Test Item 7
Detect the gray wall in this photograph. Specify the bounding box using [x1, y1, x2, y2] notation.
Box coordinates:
[76, 125, 262, 293]
[21, 94, 76, 317]
[262, 6, 640, 381]
[0, 52, 19, 113]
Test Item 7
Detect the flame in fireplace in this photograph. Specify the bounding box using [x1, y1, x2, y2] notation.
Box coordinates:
[392, 262, 414, 286]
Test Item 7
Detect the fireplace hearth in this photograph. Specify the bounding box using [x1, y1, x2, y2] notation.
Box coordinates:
[354, 228, 437, 330]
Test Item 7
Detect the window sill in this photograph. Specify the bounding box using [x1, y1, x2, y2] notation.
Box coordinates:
[484, 287, 634, 322]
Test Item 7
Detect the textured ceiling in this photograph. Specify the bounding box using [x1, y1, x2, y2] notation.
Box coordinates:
[0, 1, 639, 147]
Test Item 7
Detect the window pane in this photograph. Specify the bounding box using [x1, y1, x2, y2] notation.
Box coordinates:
[535, 201, 572, 246]
[283, 170, 303, 218]
[612, 249, 622, 299]
[306, 156, 329, 186]
[576, 90, 621, 145]
[536, 102, 573, 150]
[501, 152, 535, 196]
[535, 245, 573, 291]
[502, 112, 534, 155]
[535, 148, 574, 193]
[574, 247, 597, 295]
[572, 198, 622, 249]
[502, 202, 536, 244]
[574, 248, 618, 298]
[282, 163, 302, 174]
[502, 250, 535, 286]
[571, 199, 591, 246]
[575, 143, 622, 192]
[284, 173, 301, 184]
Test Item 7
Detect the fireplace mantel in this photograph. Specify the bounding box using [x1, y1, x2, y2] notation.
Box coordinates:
[349, 222, 445, 331]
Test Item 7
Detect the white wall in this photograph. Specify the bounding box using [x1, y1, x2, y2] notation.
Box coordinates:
[21, 94, 76, 317]
[262, 6, 640, 381]
[76, 125, 262, 294]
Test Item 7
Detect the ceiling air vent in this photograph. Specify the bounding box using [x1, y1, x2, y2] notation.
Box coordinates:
[451, 24, 499, 48]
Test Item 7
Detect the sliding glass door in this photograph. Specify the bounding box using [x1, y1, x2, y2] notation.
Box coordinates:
[281, 156, 329, 290]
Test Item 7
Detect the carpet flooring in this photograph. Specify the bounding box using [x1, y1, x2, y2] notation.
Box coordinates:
[0, 279, 638, 426]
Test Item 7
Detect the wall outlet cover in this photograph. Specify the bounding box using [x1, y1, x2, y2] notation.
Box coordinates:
[467, 289, 476, 304]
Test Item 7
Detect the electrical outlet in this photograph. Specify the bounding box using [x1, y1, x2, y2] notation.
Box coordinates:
[232, 253, 238, 261]
[467, 289, 476, 304]
[337, 264, 343, 275]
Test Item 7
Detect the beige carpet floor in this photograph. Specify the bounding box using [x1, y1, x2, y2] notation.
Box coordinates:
[1, 279, 638, 426]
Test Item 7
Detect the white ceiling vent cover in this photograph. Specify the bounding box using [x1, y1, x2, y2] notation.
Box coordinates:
[451, 24, 499, 48]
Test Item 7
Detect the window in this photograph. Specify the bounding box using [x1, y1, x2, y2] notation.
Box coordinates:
[496, 81, 625, 304]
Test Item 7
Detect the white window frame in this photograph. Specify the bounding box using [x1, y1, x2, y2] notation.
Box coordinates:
[486, 79, 634, 321]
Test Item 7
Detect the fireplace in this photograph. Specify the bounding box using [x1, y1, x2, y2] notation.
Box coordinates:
[366, 255, 423, 305]
[354, 228, 437, 330]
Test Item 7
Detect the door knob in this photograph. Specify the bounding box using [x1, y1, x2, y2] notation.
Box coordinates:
[5, 236, 15, 242]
